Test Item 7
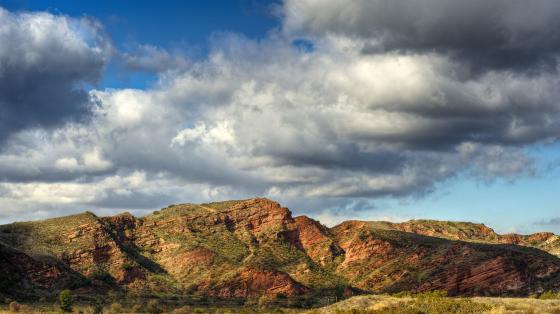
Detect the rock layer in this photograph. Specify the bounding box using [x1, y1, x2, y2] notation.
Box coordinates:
[0, 198, 559, 299]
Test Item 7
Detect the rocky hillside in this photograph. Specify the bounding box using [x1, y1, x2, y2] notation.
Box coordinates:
[382, 220, 560, 257]
[0, 198, 559, 300]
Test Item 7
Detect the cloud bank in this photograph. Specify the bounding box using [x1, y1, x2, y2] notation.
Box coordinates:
[0, 8, 111, 143]
[0, 1, 559, 222]
[283, 0, 560, 72]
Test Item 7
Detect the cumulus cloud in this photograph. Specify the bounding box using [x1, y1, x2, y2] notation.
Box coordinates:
[120, 44, 189, 73]
[0, 8, 111, 144]
[282, 0, 560, 73]
[0, 1, 559, 223]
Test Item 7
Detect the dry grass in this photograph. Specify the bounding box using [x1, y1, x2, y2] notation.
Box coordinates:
[1, 296, 559, 313]
[472, 297, 560, 314]
[305, 294, 560, 314]
[0, 302, 303, 314]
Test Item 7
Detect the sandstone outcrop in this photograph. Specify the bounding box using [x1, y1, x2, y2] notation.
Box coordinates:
[1, 198, 559, 299]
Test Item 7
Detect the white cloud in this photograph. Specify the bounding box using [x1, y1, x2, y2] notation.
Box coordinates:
[0, 2, 559, 223]
[0, 7, 111, 142]
[83, 148, 113, 171]
[55, 157, 80, 171]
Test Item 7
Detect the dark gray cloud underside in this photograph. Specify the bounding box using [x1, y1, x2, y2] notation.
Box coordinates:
[0, 9, 109, 144]
[291, 0, 560, 73]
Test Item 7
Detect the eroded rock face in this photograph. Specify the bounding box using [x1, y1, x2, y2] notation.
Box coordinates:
[394, 220, 499, 241]
[61, 214, 142, 286]
[387, 220, 560, 258]
[331, 221, 560, 296]
[219, 198, 293, 234]
[0, 198, 559, 298]
[210, 267, 310, 297]
[419, 255, 527, 294]
[284, 216, 344, 265]
[0, 243, 83, 293]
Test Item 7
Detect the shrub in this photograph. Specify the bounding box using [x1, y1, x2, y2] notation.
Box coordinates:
[258, 295, 273, 308]
[171, 306, 192, 314]
[539, 291, 560, 300]
[415, 290, 448, 299]
[109, 302, 123, 313]
[59, 290, 73, 312]
[146, 299, 163, 314]
[121, 261, 134, 270]
[9, 301, 21, 312]
[93, 296, 105, 314]
[131, 304, 145, 313]
[392, 291, 412, 298]
[89, 268, 114, 284]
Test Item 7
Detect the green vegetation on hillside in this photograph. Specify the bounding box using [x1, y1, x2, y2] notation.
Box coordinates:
[0, 212, 98, 257]
[1, 198, 559, 305]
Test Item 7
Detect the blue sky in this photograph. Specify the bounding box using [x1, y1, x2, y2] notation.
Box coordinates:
[1, 0, 281, 89]
[1, 0, 280, 44]
[312, 143, 560, 234]
[0, 0, 559, 234]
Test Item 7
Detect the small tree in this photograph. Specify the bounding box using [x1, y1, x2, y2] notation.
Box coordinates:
[131, 304, 144, 313]
[59, 290, 73, 312]
[109, 302, 123, 313]
[258, 295, 273, 309]
[121, 261, 133, 270]
[92, 296, 105, 314]
[9, 301, 21, 312]
[146, 299, 162, 314]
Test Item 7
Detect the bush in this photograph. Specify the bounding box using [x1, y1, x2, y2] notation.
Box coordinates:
[9, 301, 21, 312]
[89, 268, 114, 284]
[92, 296, 105, 314]
[146, 299, 163, 314]
[121, 262, 134, 270]
[539, 291, 560, 300]
[131, 304, 145, 313]
[392, 291, 412, 298]
[107, 290, 120, 303]
[258, 295, 274, 308]
[109, 302, 123, 313]
[171, 306, 192, 314]
[59, 290, 73, 312]
[415, 290, 448, 299]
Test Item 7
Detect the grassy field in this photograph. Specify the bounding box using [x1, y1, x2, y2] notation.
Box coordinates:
[2, 294, 560, 313]
[0, 301, 303, 314]
[305, 293, 560, 314]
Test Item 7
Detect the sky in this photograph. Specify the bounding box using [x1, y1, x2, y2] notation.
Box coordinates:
[0, 0, 559, 234]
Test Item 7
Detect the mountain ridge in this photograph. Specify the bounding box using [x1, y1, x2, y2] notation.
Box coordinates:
[1, 198, 559, 300]
[338, 219, 560, 257]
